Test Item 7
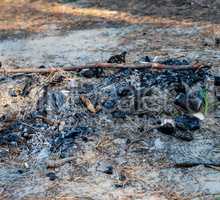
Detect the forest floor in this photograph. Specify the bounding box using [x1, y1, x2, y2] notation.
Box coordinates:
[0, 0, 220, 200]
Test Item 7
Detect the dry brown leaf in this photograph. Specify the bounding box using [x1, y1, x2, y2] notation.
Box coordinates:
[80, 95, 97, 113]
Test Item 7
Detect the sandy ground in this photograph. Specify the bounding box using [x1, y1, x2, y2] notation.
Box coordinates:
[1, 1, 220, 200]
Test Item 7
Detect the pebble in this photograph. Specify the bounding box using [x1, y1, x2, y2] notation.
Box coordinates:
[193, 112, 205, 121]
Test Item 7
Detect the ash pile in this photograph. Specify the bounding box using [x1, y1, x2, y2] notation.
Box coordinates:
[0, 55, 220, 175]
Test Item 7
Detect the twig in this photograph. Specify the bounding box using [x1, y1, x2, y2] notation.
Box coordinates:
[35, 115, 59, 126]
[45, 156, 75, 168]
[0, 63, 209, 74]
[174, 163, 220, 168]
[205, 165, 220, 171]
[20, 122, 38, 131]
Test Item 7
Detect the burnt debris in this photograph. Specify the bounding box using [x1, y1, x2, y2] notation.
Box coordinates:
[159, 58, 189, 65]
[175, 115, 200, 131]
[0, 56, 213, 161]
[107, 51, 127, 64]
[80, 68, 104, 78]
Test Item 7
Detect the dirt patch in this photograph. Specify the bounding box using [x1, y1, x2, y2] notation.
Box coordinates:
[0, 0, 220, 39]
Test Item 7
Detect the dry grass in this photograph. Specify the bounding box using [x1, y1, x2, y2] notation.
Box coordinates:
[1, 0, 220, 36]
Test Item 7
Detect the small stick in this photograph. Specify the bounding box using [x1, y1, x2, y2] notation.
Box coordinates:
[46, 156, 75, 168]
[0, 63, 209, 74]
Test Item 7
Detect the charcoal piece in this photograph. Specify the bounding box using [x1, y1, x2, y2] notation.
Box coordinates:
[140, 67, 208, 89]
[36, 86, 48, 115]
[160, 58, 189, 65]
[158, 123, 175, 135]
[175, 93, 187, 109]
[157, 118, 195, 141]
[50, 136, 64, 152]
[21, 78, 33, 97]
[0, 136, 6, 145]
[175, 115, 200, 131]
[6, 133, 22, 143]
[175, 91, 204, 112]
[80, 69, 95, 78]
[215, 38, 220, 47]
[49, 75, 65, 86]
[64, 126, 90, 139]
[171, 131, 193, 141]
[144, 56, 151, 62]
[0, 149, 8, 159]
[111, 111, 128, 119]
[79, 83, 94, 94]
[103, 166, 113, 175]
[214, 76, 220, 86]
[119, 173, 127, 181]
[8, 89, 17, 97]
[81, 136, 88, 142]
[80, 68, 103, 78]
[103, 99, 116, 109]
[158, 122, 193, 141]
[215, 86, 220, 101]
[97, 161, 114, 175]
[50, 91, 65, 111]
[117, 86, 132, 97]
[188, 96, 203, 112]
[73, 112, 87, 120]
[17, 169, 24, 174]
[0, 133, 22, 145]
[107, 51, 127, 64]
[114, 184, 124, 188]
[117, 68, 133, 77]
[174, 82, 186, 93]
[215, 76, 220, 100]
[46, 172, 57, 181]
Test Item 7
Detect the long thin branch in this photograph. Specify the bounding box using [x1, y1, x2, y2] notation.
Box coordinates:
[0, 62, 209, 74]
